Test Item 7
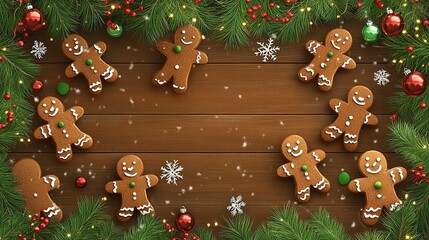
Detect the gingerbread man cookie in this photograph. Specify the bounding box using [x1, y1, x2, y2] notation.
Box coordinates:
[62, 34, 118, 94]
[298, 28, 356, 91]
[348, 151, 407, 225]
[152, 25, 208, 93]
[13, 158, 62, 220]
[34, 97, 93, 162]
[276, 135, 331, 203]
[105, 155, 159, 221]
[321, 86, 378, 152]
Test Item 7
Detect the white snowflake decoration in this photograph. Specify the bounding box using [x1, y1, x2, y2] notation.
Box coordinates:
[254, 38, 280, 62]
[227, 195, 246, 216]
[160, 160, 183, 185]
[373, 69, 391, 86]
[30, 40, 47, 59]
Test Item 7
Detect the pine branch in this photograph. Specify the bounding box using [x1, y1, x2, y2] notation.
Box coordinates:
[354, 230, 388, 240]
[0, 211, 33, 240]
[248, 0, 284, 39]
[0, 1, 24, 36]
[253, 223, 274, 240]
[0, 153, 24, 214]
[123, 215, 169, 240]
[34, 0, 79, 40]
[220, 215, 254, 240]
[77, 0, 107, 31]
[94, 222, 123, 240]
[193, 227, 217, 240]
[267, 206, 317, 239]
[309, 209, 351, 240]
[382, 200, 419, 240]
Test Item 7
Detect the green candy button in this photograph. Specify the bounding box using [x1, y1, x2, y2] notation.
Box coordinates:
[130, 182, 136, 188]
[328, 51, 334, 57]
[57, 82, 70, 96]
[57, 122, 65, 128]
[301, 165, 308, 171]
[338, 172, 351, 186]
[374, 181, 382, 189]
[86, 59, 93, 66]
[174, 45, 181, 53]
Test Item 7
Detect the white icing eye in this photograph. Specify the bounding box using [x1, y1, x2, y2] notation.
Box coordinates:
[376, 157, 381, 162]
[365, 156, 370, 161]
[42, 103, 47, 107]
[68, 48, 72, 51]
[296, 140, 300, 145]
[52, 100, 56, 104]
[192, 36, 195, 39]
[365, 163, 369, 167]
[354, 92, 358, 95]
[342, 42, 346, 45]
[286, 143, 290, 147]
[132, 161, 136, 165]
[334, 33, 339, 37]
[122, 167, 126, 170]
[122, 162, 126, 166]
[65, 44, 69, 47]
[345, 37, 349, 40]
[367, 95, 371, 98]
[181, 30, 186, 34]
[287, 149, 292, 153]
[349, 116, 353, 120]
[44, 110, 48, 114]
[73, 38, 77, 41]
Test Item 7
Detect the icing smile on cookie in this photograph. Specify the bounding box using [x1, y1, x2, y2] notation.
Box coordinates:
[330, 39, 340, 50]
[352, 91, 368, 106]
[286, 140, 304, 157]
[365, 156, 383, 174]
[122, 161, 138, 178]
[42, 100, 60, 117]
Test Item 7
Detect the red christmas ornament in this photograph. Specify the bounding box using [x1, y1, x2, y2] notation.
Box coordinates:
[18, 41, 24, 47]
[423, 19, 429, 27]
[406, 46, 414, 53]
[176, 206, 195, 232]
[382, 8, 404, 37]
[0, 54, 3, 62]
[402, 69, 427, 97]
[4, 93, 11, 100]
[75, 176, 87, 188]
[269, 2, 275, 7]
[420, 102, 427, 109]
[32, 80, 44, 92]
[22, 4, 45, 32]
[33, 227, 40, 233]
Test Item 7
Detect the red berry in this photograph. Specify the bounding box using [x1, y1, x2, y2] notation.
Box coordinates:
[17, 233, 23, 238]
[416, 171, 421, 177]
[422, 173, 427, 178]
[3, 93, 10, 100]
[22, 238, 27, 240]
[40, 223, 46, 229]
[426, 178, 429, 184]
[34, 227, 40, 233]
[247, 9, 253, 14]
[0, 54, 3, 62]
[410, 169, 416, 174]
[106, 11, 112, 17]
[7, 111, 14, 117]
[269, 2, 275, 7]
[424, 19, 429, 27]
[40, 216, 45, 221]
[251, 14, 257, 20]
[138, 5, 144, 11]
[274, 17, 279, 22]
[7, 117, 12, 123]
[282, 17, 290, 23]
[18, 41, 24, 47]
[124, 8, 131, 14]
[18, 22, 24, 27]
[417, 165, 424, 171]
[287, 11, 294, 18]
[23, 33, 29, 38]
[379, 3, 384, 8]
[34, 213, 39, 218]
[164, 223, 170, 230]
[124, 0, 130, 5]
[251, 6, 258, 11]
[245, 0, 250, 3]
[266, 17, 271, 22]
[420, 102, 427, 109]
[414, 0, 420, 2]
[390, 113, 398, 120]
[357, 2, 362, 7]
[131, 12, 137, 17]
[184, 232, 189, 238]
[44, 218, 50, 224]
[406, 46, 414, 53]
[1, 124, 6, 129]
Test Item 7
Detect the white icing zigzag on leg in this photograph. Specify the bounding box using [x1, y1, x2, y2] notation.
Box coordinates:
[363, 213, 379, 219]
[314, 178, 328, 190]
[89, 81, 102, 92]
[305, 67, 315, 76]
[299, 73, 308, 81]
[365, 207, 381, 212]
[75, 135, 90, 147]
[318, 75, 331, 86]
[101, 67, 114, 80]
[298, 187, 310, 201]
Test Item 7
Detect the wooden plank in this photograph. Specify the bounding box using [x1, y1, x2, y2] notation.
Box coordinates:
[34, 64, 398, 115]
[9, 153, 407, 235]
[14, 115, 391, 153]
[26, 22, 389, 64]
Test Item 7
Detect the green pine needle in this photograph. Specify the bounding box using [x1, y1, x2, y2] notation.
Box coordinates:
[267, 206, 317, 239]
[309, 209, 350, 240]
[193, 227, 217, 240]
[220, 215, 254, 240]
[123, 215, 169, 240]
[354, 230, 388, 240]
[77, 0, 107, 31]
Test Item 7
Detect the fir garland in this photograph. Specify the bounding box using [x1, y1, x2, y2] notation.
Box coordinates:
[1, 0, 429, 239]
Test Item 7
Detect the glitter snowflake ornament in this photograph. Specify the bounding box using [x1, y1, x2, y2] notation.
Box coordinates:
[254, 38, 280, 62]
[227, 195, 246, 216]
[374, 69, 391, 86]
[30, 40, 47, 59]
[160, 160, 183, 185]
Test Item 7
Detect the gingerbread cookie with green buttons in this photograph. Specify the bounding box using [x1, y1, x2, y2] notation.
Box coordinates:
[62, 34, 118, 95]
[34, 97, 93, 162]
[348, 150, 407, 225]
[153, 25, 208, 93]
[276, 135, 331, 203]
[298, 28, 356, 91]
[105, 155, 159, 221]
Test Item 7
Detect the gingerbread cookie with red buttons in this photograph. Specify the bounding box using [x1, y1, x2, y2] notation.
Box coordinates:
[13, 158, 62, 220]
[34, 97, 93, 162]
[321, 86, 378, 152]
[105, 155, 159, 221]
[153, 25, 208, 93]
[348, 150, 407, 225]
[298, 28, 356, 91]
[62, 34, 118, 94]
[277, 135, 331, 203]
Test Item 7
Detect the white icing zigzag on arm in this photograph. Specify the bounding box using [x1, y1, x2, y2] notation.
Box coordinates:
[71, 63, 79, 75]
[390, 200, 403, 211]
[397, 168, 404, 180]
[196, 51, 202, 64]
[312, 152, 320, 162]
[70, 108, 78, 120]
[390, 170, 396, 183]
[40, 127, 48, 138]
[146, 176, 151, 187]
[364, 113, 371, 124]
[43, 176, 57, 188]
[282, 165, 291, 176]
[113, 181, 118, 193]
[93, 44, 102, 54]
[355, 180, 361, 192]
[334, 102, 341, 113]
[342, 58, 351, 68]
[308, 41, 320, 54]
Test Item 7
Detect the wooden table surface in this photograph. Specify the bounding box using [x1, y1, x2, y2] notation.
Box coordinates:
[10, 21, 407, 236]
